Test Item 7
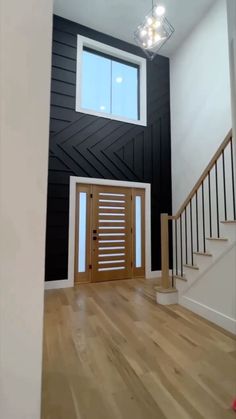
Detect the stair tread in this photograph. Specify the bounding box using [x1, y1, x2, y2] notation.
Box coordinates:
[221, 220, 236, 224]
[183, 264, 199, 270]
[174, 275, 187, 282]
[194, 251, 212, 257]
[206, 237, 228, 241]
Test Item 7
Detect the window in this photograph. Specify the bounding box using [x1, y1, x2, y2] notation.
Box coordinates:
[81, 49, 139, 120]
[76, 36, 147, 126]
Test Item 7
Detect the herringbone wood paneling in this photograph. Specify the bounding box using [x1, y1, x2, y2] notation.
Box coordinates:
[45, 15, 172, 281]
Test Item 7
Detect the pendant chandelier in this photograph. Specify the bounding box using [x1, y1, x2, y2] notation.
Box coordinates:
[134, 2, 174, 60]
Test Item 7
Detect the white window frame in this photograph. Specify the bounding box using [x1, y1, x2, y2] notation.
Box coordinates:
[76, 35, 147, 126]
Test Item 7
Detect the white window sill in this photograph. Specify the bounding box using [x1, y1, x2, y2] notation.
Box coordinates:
[76, 106, 147, 126]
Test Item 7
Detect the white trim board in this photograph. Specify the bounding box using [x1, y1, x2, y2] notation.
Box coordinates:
[180, 295, 236, 335]
[45, 177, 155, 290]
[147, 269, 173, 279]
[44, 273, 163, 290]
[76, 35, 147, 126]
[44, 280, 71, 290]
[44, 270, 171, 290]
[44, 274, 162, 290]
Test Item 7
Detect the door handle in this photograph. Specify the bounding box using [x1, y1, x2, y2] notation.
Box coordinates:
[93, 229, 97, 234]
[93, 236, 97, 241]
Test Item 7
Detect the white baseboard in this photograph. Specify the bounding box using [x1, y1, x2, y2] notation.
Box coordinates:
[146, 270, 172, 279]
[45, 271, 163, 289]
[180, 295, 236, 335]
[44, 279, 72, 290]
[146, 270, 162, 279]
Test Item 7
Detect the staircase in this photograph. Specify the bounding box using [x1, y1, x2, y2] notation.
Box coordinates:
[157, 130, 236, 333]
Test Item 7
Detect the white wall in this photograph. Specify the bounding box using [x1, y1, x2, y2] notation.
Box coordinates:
[0, 0, 52, 418]
[181, 242, 236, 334]
[170, 0, 236, 334]
[170, 0, 232, 212]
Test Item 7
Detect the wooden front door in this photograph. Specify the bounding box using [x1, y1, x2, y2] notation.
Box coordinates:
[91, 185, 132, 282]
[74, 183, 145, 284]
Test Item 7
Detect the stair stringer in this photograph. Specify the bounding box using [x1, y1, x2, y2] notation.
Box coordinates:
[175, 223, 236, 333]
[176, 223, 236, 295]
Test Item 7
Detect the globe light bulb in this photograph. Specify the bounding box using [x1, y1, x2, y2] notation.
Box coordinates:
[155, 5, 165, 16]
[147, 17, 153, 25]
[147, 38, 153, 47]
[154, 20, 161, 29]
[140, 28, 147, 37]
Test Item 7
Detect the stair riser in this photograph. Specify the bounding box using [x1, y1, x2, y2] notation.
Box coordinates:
[206, 240, 230, 258]
[176, 232, 235, 297]
[193, 255, 213, 272]
[220, 224, 236, 242]
[181, 269, 199, 287]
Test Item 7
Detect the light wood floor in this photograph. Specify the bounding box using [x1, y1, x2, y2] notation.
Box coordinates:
[42, 279, 236, 419]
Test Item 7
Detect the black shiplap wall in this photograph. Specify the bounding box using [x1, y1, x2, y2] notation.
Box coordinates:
[46, 15, 172, 281]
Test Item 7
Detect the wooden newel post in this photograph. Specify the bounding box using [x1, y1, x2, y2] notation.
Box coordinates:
[161, 213, 170, 289]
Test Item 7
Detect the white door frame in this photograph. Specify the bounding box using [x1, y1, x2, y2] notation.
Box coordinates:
[45, 176, 158, 290]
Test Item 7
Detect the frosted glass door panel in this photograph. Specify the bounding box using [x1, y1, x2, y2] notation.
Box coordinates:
[78, 192, 87, 272]
[135, 196, 142, 268]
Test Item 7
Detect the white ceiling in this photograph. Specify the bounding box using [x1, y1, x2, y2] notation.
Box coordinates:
[53, 0, 217, 57]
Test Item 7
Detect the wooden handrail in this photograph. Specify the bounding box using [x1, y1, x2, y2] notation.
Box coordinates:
[170, 129, 233, 220]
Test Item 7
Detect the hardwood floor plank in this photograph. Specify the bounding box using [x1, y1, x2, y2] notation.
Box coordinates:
[141, 371, 203, 419]
[42, 278, 236, 419]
